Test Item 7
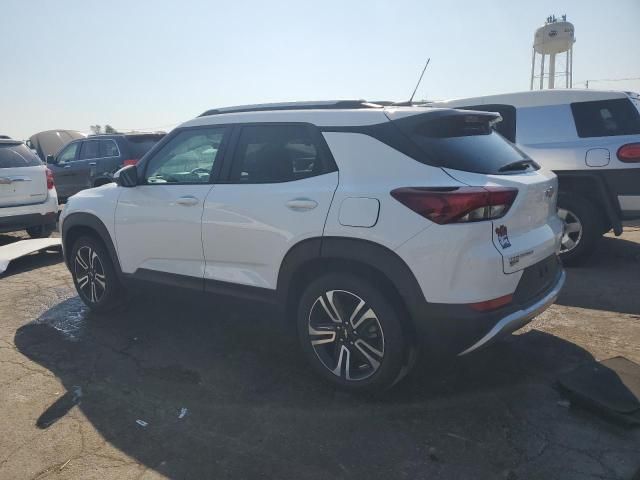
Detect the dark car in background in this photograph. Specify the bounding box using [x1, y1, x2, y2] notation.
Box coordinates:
[47, 133, 164, 200]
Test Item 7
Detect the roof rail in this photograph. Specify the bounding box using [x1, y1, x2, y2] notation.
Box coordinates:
[199, 100, 384, 117]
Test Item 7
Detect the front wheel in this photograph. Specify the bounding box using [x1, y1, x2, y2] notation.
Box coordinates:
[297, 273, 407, 393]
[70, 236, 124, 313]
[26, 225, 52, 239]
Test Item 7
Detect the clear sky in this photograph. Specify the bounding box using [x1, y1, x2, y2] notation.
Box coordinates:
[1, 0, 639, 139]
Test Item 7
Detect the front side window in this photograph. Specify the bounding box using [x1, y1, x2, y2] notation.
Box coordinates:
[58, 142, 79, 163]
[571, 98, 640, 138]
[79, 140, 100, 160]
[145, 127, 226, 184]
[230, 125, 323, 183]
[100, 139, 119, 157]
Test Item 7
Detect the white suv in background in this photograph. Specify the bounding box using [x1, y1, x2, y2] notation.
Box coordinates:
[0, 139, 58, 238]
[432, 90, 640, 264]
[60, 101, 565, 392]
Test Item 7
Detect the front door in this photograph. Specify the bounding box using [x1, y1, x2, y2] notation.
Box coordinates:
[114, 126, 229, 284]
[49, 141, 80, 198]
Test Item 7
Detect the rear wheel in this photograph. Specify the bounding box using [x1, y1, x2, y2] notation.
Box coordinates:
[70, 236, 124, 313]
[297, 273, 407, 393]
[557, 193, 601, 265]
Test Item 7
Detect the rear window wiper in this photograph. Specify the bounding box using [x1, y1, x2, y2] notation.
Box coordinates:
[498, 159, 539, 173]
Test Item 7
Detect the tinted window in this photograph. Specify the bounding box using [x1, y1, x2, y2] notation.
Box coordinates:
[456, 104, 517, 142]
[0, 143, 43, 168]
[100, 139, 119, 157]
[125, 134, 165, 158]
[145, 128, 225, 184]
[571, 98, 640, 138]
[231, 125, 322, 183]
[517, 105, 576, 144]
[58, 142, 79, 163]
[78, 140, 100, 160]
[393, 113, 536, 175]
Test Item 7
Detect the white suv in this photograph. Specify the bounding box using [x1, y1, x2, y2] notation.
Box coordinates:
[60, 101, 565, 392]
[1, 139, 58, 238]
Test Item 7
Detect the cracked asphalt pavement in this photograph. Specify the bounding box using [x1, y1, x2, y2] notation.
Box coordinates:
[0, 229, 639, 479]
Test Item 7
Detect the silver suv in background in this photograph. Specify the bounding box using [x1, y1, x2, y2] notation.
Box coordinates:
[433, 90, 640, 264]
[0, 139, 58, 238]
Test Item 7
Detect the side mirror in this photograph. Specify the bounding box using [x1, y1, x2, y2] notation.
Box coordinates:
[46, 154, 57, 164]
[114, 165, 138, 187]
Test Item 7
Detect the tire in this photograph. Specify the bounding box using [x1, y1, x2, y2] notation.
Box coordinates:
[70, 235, 124, 313]
[297, 273, 407, 393]
[26, 225, 52, 239]
[557, 193, 602, 266]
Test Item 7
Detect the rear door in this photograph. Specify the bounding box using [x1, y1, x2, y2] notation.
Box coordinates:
[0, 142, 48, 207]
[201, 123, 338, 290]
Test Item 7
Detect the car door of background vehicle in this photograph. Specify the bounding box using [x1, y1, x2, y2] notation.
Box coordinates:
[202, 123, 339, 291]
[49, 141, 80, 198]
[114, 126, 229, 284]
[72, 139, 101, 192]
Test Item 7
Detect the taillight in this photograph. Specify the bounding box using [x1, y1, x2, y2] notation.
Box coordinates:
[469, 294, 513, 312]
[617, 143, 640, 163]
[390, 186, 518, 224]
[123, 159, 139, 166]
[46, 168, 54, 190]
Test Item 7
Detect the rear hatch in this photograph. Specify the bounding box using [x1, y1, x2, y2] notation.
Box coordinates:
[0, 141, 48, 207]
[388, 108, 562, 273]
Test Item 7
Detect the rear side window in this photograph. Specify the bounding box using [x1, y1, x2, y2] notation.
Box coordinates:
[0, 143, 43, 168]
[125, 135, 165, 158]
[78, 140, 100, 160]
[571, 98, 640, 138]
[392, 113, 536, 175]
[100, 139, 119, 157]
[230, 125, 325, 183]
[455, 104, 517, 142]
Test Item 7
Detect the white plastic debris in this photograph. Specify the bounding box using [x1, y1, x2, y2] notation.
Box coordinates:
[0, 238, 61, 274]
[178, 408, 188, 419]
[136, 419, 149, 427]
[557, 399, 571, 408]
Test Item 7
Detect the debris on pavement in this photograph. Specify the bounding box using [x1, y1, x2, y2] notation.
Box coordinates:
[178, 407, 188, 419]
[556, 399, 571, 408]
[557, 356, 640, 425]
[136, 419, 149, 427]
[0, 238, 62, 274]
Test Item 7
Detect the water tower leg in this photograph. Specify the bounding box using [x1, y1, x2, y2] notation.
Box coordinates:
[549, 53, 556, 89]
[569, 47, 573, 88]
[539, 54, 545, 89]
[530, 49, 536, 90]
[566, 50, 570, 88]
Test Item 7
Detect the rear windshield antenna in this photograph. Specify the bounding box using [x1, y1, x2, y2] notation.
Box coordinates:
[408, 58, 431, 104]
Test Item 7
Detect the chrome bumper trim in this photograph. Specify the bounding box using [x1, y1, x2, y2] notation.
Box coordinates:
[458, 269, 566, 356]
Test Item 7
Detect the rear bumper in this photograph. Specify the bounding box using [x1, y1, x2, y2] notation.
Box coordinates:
[412, 255, 565, 356]
[458, 268, 565, 355]
[0, 211, 57, 233]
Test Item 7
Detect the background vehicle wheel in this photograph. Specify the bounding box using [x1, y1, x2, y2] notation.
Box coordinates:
[557, 193, 602, 265]
[297, 273, 407, 393]
[26, 225, 52, 239]
[70, 235, 124, 313]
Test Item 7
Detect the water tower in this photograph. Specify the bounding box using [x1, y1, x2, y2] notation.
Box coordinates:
[530, 15, 575, 90]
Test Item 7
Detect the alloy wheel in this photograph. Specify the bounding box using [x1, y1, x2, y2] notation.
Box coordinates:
[307, 290, 385, 381]
[558, 207, 583, 253]
[74, 245, 106, 303]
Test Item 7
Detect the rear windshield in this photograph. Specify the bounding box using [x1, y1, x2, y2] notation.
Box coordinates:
[571, 98, 640, 138]
[125, 135, 165, 158]
[393, 113, 537, 175]
[0, 143, 43, 168]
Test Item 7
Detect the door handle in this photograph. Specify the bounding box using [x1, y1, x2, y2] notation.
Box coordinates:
[286, 198, 318, 211]
[63, 164, 71, 169]
[175, 196, 199, 206]
[88, 162, 97, 166]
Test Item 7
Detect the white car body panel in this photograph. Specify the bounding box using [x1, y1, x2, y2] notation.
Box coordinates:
[202, 172, 338, 289]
